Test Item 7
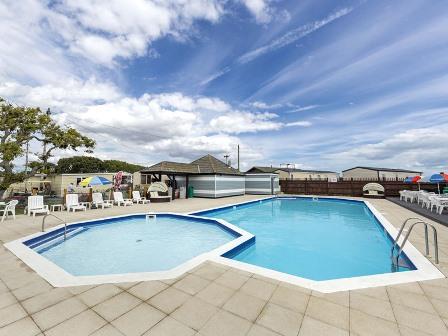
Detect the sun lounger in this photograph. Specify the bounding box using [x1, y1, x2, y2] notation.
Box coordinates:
[132, 191, 150, 204]
[113, 192, 133, 206]
[26, 196, 50, 217]
[66, 194, 87, 212]
[92, 193, 114, 209]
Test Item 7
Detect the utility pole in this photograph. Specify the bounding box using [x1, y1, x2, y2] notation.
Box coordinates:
[237, 144, 240, 171]
[224, 154, 230, 166]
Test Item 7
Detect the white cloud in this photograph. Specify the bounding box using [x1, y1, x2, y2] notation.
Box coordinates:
[238, 7, 353, 64]
[209, 111, 282, 133]
[333, 126, 448, 173]
[0, 79, 282, 165]
[240, 0, 273, 23]
[285, 120, 312, 127]
[286, 105, 319, 113]
[249, 101, 283, 109]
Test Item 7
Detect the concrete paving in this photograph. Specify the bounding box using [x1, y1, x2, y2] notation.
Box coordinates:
[0, 195, 447, 335]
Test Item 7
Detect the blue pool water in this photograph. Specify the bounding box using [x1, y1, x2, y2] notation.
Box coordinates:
[32, 215, 236, 276]
[196, 198, 414, 281]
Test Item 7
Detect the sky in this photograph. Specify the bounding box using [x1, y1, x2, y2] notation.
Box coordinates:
[1, 0, 447, 175]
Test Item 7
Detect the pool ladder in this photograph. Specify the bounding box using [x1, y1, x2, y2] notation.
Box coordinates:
[391, 217, 439, 268]
[41, 214, 68, 240]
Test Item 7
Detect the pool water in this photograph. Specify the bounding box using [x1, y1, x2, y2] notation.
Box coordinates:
[33, 215, 236, 276]
[197, 198, 414, 281]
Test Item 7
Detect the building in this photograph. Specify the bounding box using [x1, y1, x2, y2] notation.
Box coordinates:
[342, 167, 423, 180]
[139, 154, 246, 198]
[3, 172, 133, 198]
[246, 166, 339, 181]
[245, 174, 280, 195]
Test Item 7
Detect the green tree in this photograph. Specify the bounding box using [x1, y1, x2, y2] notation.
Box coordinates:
[0, 98, 42, 177]
[103, 160, 144, 173]
[57, 156, 105, 173]
[0, 97, 95, 190]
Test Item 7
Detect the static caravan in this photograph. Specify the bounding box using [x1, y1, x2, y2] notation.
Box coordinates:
[245, 173, 280, 195]
[189, 175, 245, 198]
[140, 154, 245, 199]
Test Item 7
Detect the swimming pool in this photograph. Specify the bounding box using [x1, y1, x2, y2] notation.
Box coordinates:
[31, 214, 239, 276]
[5, 196, 443, 291]
[196, 197, 413, 280]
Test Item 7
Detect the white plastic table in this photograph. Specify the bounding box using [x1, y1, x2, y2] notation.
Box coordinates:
[51, 204, 63, 212]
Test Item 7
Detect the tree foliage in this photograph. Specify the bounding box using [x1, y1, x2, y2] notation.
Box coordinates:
[56, 156, 105, 173]
[0, 97, 95, 189]
[103, 160, 144, 173]
[56, 157, 143, 174]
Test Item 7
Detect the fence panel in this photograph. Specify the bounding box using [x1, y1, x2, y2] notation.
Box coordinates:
[279, 179, 440, 197]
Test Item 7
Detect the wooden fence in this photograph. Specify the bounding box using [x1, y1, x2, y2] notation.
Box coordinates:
[279, 179, 442, 197]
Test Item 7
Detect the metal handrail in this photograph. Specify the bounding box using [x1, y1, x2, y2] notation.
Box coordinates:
[391, 218, 439, 266]
[391, 217, 422, 257]
[42, 213, 67, 240]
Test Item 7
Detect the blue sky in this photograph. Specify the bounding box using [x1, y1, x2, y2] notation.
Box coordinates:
[1, 0, 447, 174]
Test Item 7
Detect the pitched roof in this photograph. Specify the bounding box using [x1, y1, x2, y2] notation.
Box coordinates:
[191, 155, 243, 175]
[141, 161, 199, 174]
[342, 166, 423, 173]
[246, 166, 279, 173]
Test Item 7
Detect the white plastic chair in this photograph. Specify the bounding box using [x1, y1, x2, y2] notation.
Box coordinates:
[1, 200, 18, 222]
[132, 191, 150, 204]
[27, 196, 49, 217]
[113, 192, 133, 206]
[430, 197, 448, 214]
[92, 193, 113, 209]
[66, 194, 87, 212]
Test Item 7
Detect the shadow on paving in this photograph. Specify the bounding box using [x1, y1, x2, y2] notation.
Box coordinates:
[387, 197, 448, 227]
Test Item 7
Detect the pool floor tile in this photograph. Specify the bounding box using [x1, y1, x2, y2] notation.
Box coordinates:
[192, 262, 228, 281]
[269, 285, 310, 313]
[240, 278, 277, 301]
[0, 317, 41, 336]
[349, 309, 400, 336]
[143, 316, 195, 336]
[196, 282, 235, 307]
[44, 309, 107, 336]
[77, 284, 122, 307]
[199, 310, 252, 336]
[350, 292, 396, 322]
[21, 287, 72, 314]
[305, 296, 349, 331]
[214, 270, 250, 290]
[90, 324, 126, 336]
[1, 197, 448, 336]
[93, 292, 142, 322]
[127, 281, 168, 301]
[256, 303, 303, 336]
[299, 316, 348, 336]
[223, 291, 266, 322]
[246, 324, 282, 336]
[31, 297, 87, 331]
[173, 274, 211, 295]
[171, 297, 218, 331]
[111, 303, 165, 336]
[392, 303, 448, 335]
[148, 287, 191, 314]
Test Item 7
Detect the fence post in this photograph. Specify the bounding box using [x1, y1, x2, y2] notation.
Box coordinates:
[304, 179, 307, 195]
[88, 188, 93, 202]
[63, 189, 67, 205]
[350, 178, 354, 196]
[326, 178, 329, 195]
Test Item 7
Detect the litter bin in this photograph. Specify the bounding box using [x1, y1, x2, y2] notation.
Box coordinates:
[187, 186, 194, 198]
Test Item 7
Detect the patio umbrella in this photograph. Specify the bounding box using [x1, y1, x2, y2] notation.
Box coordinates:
[404, 175, 422, 190]
[79, 176, 113, 187]
[429, 173, 448, 194]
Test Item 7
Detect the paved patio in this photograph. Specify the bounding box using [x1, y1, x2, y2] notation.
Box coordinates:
[0, 195, 448, 336]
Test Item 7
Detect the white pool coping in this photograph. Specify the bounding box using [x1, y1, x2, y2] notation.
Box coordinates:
[4, 213, 254, 287]
[4, 196, 445, 292]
